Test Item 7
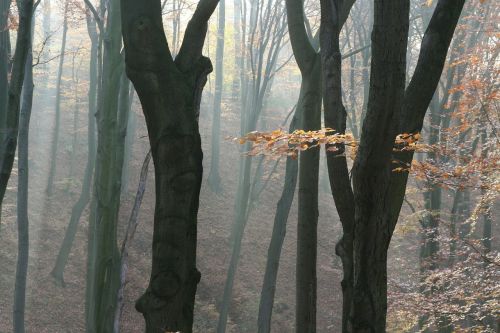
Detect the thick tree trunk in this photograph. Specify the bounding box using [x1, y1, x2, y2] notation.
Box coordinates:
[50, 16, 98, 286]
[0, 0, 34, 208]
[207, 0, 225, 193]
[13, 16, 34, 333]
[121, 0, 218, 330]
[350, 0, 464, 330]
[46, 2, 68, 196]
[351, 1, 410, 330]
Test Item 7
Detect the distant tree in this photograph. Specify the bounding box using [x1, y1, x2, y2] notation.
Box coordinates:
[207, 0, 225, 193]
[46, 0, 69, 195]
[217, 0, 288, 330]
[50, 7, 99, 286]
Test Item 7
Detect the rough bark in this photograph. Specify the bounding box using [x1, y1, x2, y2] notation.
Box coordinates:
[347, 0, 465, 330]
[350, 1, 410, 330]
[46, 1, 68, 196]
[121, 0, 218, 330]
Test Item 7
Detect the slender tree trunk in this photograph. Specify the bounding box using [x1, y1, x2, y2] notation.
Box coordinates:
[50, 15, 98, 286]
[120, 91, 136, 196]
[231, 0, 241, 100]
[0, 0, 10, 125]
[319, 0, 355, 330]
[114, 150, 152, 333]
[46, 2, 68, 195]
[86, 0, 128, 330]
[217, 150, 252, 333]
[295, 62, 321, 333]
[0, 0, 11, 227]
[480, 129, 492, 256]
[207, 0, 225, 193]
[121, 0, 218, 330]
[257, 113, 299, 333]
[0, 0, 34, 208]
[418, 96, 443, 331]
[41, 0, 51, 77]
[13, 14, 34, 333]
[66, 55, 81, 191]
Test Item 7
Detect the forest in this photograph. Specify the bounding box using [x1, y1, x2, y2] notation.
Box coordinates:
[0, 0, 498, 332]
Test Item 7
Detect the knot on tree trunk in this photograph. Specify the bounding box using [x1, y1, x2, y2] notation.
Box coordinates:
[136, 268, 201, 333]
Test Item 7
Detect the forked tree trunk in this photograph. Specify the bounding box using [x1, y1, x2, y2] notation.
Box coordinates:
[350, 1, 410, 329]
[121, 0, 218, 330]
[352, 0, 465, 330]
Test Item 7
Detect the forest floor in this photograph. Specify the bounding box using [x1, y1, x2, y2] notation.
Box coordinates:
[0, 88, 362, 332]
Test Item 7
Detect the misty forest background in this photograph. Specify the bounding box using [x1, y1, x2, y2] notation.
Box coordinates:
[0, 0, 498, 332]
